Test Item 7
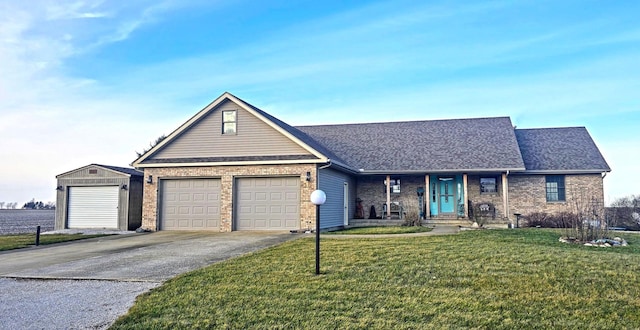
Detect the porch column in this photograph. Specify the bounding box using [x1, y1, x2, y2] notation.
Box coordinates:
[463, 173, 469, 218]
[502, 173, 509, 218]
[386, 175, 391, 219]
[425, 174, 430, 218]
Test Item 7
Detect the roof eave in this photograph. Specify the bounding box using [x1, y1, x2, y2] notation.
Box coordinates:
[512, 169, 611, 175]
[136, 158, 328, 168]
[357, 167, 526, 175]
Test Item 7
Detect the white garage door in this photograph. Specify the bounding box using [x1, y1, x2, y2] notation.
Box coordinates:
[236, 177, 300, 230]
[160, 179, 221, 230]
[67, 186, 119, 229]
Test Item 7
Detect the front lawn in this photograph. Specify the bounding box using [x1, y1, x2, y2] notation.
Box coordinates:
[326, 225, 432, 235]
[0, 234, 107, 251]
[112, 229, 640, 329]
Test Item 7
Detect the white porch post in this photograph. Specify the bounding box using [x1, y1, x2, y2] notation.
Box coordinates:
[386, 175, 391, 219]
[502, 173, 509, 218]
[425, 174, 430, 218]
[463, 173, 469, 218]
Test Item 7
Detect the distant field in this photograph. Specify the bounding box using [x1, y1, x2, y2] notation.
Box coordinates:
[0, 210, 55, 234]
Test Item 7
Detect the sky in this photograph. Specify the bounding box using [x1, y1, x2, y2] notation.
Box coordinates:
[0, 0, 638, 206]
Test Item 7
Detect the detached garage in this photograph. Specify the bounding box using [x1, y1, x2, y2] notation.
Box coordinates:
[55, 164, 143, 231]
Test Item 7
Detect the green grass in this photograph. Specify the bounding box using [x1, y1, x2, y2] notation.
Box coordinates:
[0, 234, 107, 251]
[326, 226, 432, 235]
[112, 229, 640, 329]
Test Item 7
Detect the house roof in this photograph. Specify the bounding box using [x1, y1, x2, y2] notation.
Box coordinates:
[515, 127, 611, 173]
[296, 117, 526, 173]
[132, 92, 610, 174]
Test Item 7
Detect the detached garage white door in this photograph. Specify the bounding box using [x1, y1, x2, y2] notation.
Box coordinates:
[160, 179, 221, 230]
[236, 177, 300, 230]
[67, 186, 119, 229]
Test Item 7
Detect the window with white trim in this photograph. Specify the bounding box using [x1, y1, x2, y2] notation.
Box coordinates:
[222, 110, 237, 134]
[480, 177, 497, 194]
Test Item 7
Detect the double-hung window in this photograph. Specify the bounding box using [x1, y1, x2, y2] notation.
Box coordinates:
[222, 111, 237, 134]
[480, 177, 497, 194]
[545, 175, 565, 202]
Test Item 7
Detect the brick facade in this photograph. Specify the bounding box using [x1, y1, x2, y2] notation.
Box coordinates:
[466, 175, 507, 221]
[356, 176, 428, 220]
[508, 173, 605, 222]
[353, 173, 606, 224]
[142, 164, 317, 231]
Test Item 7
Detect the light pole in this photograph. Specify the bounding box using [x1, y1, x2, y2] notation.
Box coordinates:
[310, 190, 326, 275]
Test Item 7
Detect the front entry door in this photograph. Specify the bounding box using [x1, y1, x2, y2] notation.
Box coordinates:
[439, 177, 455, 214]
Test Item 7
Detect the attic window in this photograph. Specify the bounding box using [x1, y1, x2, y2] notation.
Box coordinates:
[89, 169, 98, 174]
[222, 111, 237, 134]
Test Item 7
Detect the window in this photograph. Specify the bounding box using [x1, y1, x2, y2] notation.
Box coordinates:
[546, 175, 565, 202]
[222, 111, 237, 134]
[480, 177, 497, 193]
[384, 178, 401, 194]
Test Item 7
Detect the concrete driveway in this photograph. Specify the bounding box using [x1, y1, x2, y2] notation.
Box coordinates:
[0, 231, 301, 329]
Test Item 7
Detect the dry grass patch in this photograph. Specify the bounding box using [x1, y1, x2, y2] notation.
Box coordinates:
[112, 229, 640, 329]
[326, 226, 432, 235]
[0, 234, 107, 251]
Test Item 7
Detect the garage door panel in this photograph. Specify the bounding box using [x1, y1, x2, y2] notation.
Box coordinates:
[67, 186, 119, 229]
[161, 179, 221, 230]
[235, 177, 300, 230]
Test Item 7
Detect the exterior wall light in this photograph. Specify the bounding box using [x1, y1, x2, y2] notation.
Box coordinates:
[305, 171, 311, 182]
[121, 184, 128, 190]
[55, 186, 64, 191]
[146, 175, 153, 184]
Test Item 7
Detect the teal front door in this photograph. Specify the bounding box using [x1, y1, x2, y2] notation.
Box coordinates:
[439, 177, 455, 213]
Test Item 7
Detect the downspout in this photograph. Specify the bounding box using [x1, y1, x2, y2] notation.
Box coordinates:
[503, 170, 510, 219]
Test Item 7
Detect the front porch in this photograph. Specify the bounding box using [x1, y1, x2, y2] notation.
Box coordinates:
[352, 173, 511, 226]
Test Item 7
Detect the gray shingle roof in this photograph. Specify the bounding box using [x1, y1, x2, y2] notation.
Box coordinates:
[515, 128, 611, 172]
[95, 164, 143, 177]
[296, 117, 526, 172]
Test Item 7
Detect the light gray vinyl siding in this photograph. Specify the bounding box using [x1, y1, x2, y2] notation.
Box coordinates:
[318, 168, 356, 229]
[152, 100, 312, 160]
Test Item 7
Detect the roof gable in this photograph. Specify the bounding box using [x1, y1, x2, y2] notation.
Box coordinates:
[515, 127, 611, 172]
[133, 93, 328, 167]
[57, 164, 142, 178]
[297, 117, 526, 172]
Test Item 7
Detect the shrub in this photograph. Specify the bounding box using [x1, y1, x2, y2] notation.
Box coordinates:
[524, 212, 581, 229]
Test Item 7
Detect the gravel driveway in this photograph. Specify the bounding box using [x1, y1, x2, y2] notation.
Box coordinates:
[0, 231, 301, 329]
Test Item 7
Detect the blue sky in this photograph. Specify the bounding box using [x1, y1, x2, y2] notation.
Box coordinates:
[0, 0, 638, 206]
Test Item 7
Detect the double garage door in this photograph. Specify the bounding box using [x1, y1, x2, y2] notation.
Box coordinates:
[160, 177, 299, 231]
[67, 186, 119, 229]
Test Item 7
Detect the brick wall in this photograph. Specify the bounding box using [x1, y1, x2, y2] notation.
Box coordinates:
[508, 174, 605, 223]
[467, 175, 506, 220]
[356, 175, 426, 219]
[142, 164, 317, 231]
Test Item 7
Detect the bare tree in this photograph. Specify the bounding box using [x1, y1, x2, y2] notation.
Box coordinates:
[563, 186, 607, 241]
[608, 195, 640, 230]
[0, 202, 4, 209]
[136, 134, 167, 157]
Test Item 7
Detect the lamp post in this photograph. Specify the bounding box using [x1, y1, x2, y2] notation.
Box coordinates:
[513, 213, 522, 228]
[310, 190, 326, 275]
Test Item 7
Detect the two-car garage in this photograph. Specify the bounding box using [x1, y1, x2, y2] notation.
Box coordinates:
[159, 177, 300, 231]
